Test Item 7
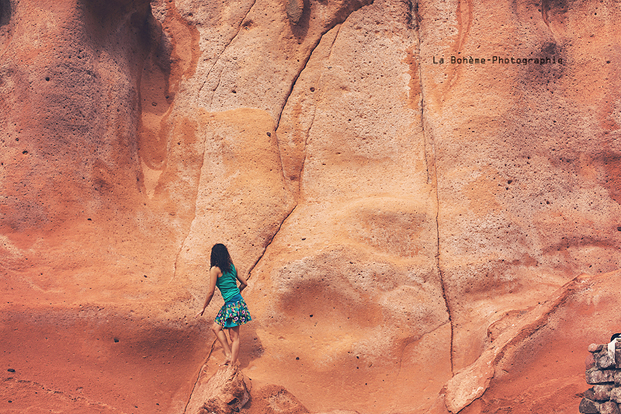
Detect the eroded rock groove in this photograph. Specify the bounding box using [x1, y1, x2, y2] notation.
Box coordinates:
[412, 0, 454, 376]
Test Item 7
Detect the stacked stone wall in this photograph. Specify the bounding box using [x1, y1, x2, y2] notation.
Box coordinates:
[581, 342, 621, 414]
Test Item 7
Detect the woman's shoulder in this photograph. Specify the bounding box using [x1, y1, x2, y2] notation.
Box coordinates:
[213, 264, 235, 275]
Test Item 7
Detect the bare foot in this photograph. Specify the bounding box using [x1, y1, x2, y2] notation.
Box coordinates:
[220, 353, 232, 366]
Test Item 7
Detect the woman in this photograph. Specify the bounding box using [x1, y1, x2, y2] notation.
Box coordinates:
[196, 243, 252, 366]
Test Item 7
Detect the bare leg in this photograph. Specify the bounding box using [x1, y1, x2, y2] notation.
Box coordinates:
[211, 322, 232, 364]
[229, 325, 241, 366]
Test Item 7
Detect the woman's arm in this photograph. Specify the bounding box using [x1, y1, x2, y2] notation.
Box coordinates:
[195, 266, 221, 318]
[236, 270, 248, 293]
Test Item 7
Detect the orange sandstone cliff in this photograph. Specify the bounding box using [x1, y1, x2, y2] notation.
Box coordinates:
[1, 0, 620, 413]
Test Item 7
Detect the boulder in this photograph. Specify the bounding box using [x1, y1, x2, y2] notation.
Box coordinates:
[601, 401, 621, 414]
[593, 385, 614, 402]
[580, 398, 600, 414]
[587, 368, 616, 385]
[186, 365, 251, 414]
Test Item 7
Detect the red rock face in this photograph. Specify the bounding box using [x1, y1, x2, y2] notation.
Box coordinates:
[1, 0, 620, 413]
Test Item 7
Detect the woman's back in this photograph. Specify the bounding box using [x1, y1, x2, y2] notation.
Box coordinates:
[216, 264, 240, 302]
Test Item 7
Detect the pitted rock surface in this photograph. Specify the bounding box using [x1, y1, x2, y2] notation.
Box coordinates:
[2, 0, 621, 413]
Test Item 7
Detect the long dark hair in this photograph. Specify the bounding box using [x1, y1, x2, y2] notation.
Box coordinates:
[210, 243, 232, 273]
